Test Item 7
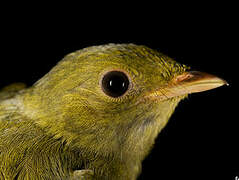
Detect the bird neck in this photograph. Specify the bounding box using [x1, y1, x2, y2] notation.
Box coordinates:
[0, 95, 81, 179]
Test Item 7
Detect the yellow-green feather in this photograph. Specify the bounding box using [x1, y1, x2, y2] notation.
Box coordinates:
[0, 44, 187, 179]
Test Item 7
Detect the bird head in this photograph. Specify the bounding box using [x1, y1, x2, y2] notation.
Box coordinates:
[22, 44, 227, 160]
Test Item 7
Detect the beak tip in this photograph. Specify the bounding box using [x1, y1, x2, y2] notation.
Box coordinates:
[225, 81, 230, 86]
[213, 77, 229, 87]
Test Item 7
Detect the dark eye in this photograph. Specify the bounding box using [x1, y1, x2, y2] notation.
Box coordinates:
[101, 71, 130, 98]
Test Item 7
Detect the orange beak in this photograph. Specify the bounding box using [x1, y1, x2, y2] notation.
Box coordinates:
[147, 71, 228, 100]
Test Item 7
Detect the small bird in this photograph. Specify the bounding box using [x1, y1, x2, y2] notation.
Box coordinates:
[0, 44, 227, 180]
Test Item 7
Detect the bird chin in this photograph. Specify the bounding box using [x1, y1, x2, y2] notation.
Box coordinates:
[140, 95, 187, 131]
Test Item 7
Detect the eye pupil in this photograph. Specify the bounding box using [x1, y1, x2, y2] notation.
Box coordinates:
[101, 71, 130, 97]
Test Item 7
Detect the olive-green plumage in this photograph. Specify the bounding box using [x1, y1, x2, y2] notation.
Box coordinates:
[0, 44, 226, 180]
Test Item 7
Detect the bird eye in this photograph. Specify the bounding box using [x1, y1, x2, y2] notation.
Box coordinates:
[101, 71, 130, 98]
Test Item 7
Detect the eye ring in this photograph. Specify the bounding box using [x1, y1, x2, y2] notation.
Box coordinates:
[100, 70, 131, 98]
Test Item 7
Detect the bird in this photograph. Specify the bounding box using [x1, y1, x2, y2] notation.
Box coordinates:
[0, 44, 227, 180]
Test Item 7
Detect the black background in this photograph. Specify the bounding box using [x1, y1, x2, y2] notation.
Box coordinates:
[0, 3, 237, 180]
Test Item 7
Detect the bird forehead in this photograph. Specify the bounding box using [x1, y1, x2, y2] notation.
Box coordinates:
[76, 48, 173, 73]
[67, 44, 170, 67]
